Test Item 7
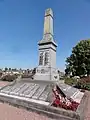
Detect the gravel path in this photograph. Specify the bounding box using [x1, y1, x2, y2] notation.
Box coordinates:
[0, 81, 10, 87]
[0, 102, 55, 120]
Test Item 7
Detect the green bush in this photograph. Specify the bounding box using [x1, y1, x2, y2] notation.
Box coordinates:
[22, 74, 33, 78]
[75, 77, 90, 91]
[2, 74, 18, 82]
[64, 77, 77, 85]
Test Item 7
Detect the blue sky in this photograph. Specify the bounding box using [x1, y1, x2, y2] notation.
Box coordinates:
[0, 0, 90, 71]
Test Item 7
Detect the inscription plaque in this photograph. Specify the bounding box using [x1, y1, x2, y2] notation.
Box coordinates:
[12, 83, 26, 94]
[39, 91, 49, 101]
[17, 84, 30, 94]
[32, 85, 46, 99]
[23, 83, 36, 95]
[27, 85, 39, 98]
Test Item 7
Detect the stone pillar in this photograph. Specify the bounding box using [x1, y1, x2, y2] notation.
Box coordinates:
[43, 8, 53, 39]
[34, 8, 59, 81]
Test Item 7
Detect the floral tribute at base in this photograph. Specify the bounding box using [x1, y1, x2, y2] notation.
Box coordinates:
[51, 85, 79, 111]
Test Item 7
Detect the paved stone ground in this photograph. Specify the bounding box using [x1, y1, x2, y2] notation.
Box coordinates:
[84, 91, 90, 120]
[0, 81, 10, 88]
[0, 102, 55, 120]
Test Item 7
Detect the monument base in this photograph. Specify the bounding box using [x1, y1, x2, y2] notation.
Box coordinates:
[0, 79, 85, 120]
[34, 66, 59, 81]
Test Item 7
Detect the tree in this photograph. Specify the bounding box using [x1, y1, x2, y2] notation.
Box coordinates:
[32, 68, 36, 74]
[9, 68, 11, 71]
[5, 67, 8, 72]
[19, 68, 22, 71]
[12, 68, 17, 71]
[2, 74, 18, 82]
[65, 39, 90, 77]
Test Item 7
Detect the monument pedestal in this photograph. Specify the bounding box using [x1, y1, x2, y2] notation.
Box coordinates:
[34, 66, 59, 81]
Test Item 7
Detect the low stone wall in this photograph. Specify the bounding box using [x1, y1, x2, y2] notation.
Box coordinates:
[0, 93, 80, 120]
[76, 91, 89, 120]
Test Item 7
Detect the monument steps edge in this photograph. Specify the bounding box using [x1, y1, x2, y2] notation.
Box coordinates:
[0, 92, 80, 120]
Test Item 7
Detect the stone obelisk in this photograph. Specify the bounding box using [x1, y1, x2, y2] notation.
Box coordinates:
[34, 8, 59, 81]
[43, 8, 53, 40]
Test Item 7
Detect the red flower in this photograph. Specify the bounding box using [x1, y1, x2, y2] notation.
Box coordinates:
[52, 87, 79, 111]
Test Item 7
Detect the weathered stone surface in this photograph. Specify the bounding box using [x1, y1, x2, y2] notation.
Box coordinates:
[0, 80, 84, 104]
[0, 79, 85, 120]
[11, 84, 26, 95]
[22, 83, 36, 95]
[0, 81, 46, 101]
[32, 85, 46, 99]
[39, 90, 49, 101]
[26, 84, 40, 98]
[0, 92, 81, 120]
[34, 8, 59, 81]
[58, 83, 84, 103]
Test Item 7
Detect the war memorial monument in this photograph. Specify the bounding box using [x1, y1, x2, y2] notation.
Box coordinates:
[0, 8, 87, 120]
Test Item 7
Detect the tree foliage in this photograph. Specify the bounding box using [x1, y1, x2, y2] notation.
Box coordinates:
[5, 67, 8, 72]
[65, 39, 90, 77]
[2, 74, 18, 82]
